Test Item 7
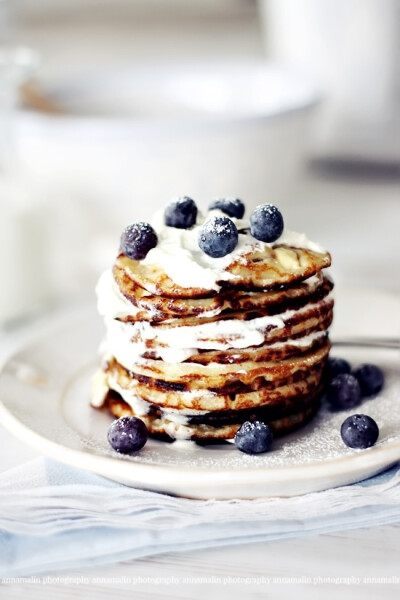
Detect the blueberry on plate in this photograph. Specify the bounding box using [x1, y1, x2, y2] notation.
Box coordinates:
[120, 222, 158, 260]
[198, 216, 238, 258]
[353, 363, 384, 397]
[326, 357, 351, 381]
[208, 197, 245, 219]
[107, 416, 148, 454]
[340, 414, 379, 449]
[250, 204, 284, 243]
[164, 196, 197, 229]
[234, 421, 273, 454]
[326, 373, 361, 411]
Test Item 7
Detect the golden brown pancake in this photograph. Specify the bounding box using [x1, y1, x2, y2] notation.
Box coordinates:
[115, 243, 331, 299]
[114, 260, 331, 322]
[99, 343, 328, 412]
[104, 388, 321, 440]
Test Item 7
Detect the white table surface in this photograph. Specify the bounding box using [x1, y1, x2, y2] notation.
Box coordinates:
[1, 4, 400, 597]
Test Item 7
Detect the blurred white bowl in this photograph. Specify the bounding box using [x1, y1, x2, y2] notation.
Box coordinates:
[15, 61, 319, 301]
[38, 62, 316, 120]
[18, 61, 318, 210]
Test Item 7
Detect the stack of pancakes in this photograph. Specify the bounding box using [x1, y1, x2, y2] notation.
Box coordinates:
[92, 225, 333, 441]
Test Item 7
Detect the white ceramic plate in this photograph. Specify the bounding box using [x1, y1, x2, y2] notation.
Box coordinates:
[0, 305, 399, 499]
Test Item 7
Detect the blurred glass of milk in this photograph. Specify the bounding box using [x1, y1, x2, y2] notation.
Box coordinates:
[259, 0, 400, 162]
[0, 179, 51, 325]
[0, 45, 50, 325]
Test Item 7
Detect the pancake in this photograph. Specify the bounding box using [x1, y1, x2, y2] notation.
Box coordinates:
[113, 340, 330, 392]
[93, 203, 334, 442]
[113, 262, 332, 323]
[115, 243, 331, 300]
[104, 388, 321, 440]
[96, 334, 327, 408]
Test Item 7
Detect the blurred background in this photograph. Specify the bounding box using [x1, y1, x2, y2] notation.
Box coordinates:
[0, 0, 399, 328]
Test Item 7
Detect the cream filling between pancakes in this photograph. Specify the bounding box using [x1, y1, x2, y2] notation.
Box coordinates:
[101, 293, 333, 368]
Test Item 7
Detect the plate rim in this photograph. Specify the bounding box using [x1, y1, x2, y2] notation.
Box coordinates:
[1, 304, 400, 498]
[1, 395, 400, 499]
[1, 356, 400, 472]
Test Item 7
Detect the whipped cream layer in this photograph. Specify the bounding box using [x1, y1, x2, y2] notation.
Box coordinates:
[101, 292, 333, 367]
[138, 208, 327, 291]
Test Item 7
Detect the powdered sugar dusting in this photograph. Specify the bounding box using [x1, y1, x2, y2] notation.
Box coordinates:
[123, 356, 399, 469]
[72, 347, 400, 471]
[137, 208, 326, 291]
[204, 216, 234, 235]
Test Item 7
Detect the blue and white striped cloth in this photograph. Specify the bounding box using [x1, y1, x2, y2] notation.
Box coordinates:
[1, 458, 400, 577]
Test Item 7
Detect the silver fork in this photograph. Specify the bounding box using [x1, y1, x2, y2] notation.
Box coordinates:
[332, 338, 400, 350]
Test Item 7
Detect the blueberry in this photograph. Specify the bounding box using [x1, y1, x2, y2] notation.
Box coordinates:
[234, 420, 273, 454]
[326, 373, 361, 411]
[250, 204, 284, 243]
[164, 196, 197, 229]
[107, 416, 148, 454]
[208, 197, 245, 219]
[120, 222, 158, 260]
[353, 364, 384, 397]
[326, 357, 351, 381]
[198, 216, 238, 258]
[340, 414, 379, 449]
